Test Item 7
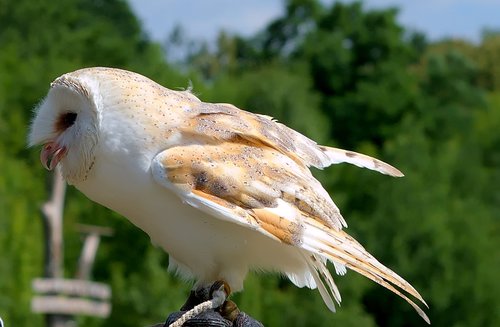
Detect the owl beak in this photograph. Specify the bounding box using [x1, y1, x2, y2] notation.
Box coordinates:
[40, 141, 67, 170]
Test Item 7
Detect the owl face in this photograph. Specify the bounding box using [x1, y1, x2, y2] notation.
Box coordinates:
[29, 76, 100, 184]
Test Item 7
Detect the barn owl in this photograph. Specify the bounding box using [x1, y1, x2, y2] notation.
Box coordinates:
[29, 67, 429, 323]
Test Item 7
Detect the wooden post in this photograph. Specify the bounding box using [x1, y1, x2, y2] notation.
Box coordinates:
[41, 167, 72, 327]
[35, 168, 112, 325]
[41, 167, 65, 279]
[75, 225, 113, 280]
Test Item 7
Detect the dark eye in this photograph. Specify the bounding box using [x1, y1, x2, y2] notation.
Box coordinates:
[56, 112, 77, 131]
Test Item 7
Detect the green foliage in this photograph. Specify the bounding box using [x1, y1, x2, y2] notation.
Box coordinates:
[296, 2, 420, 148]
[1, 0, 498, 326]
[0, 156, 44, 326]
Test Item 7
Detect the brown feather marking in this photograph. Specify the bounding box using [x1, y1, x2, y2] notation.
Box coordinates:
[161, 140, 345, 230]
[313, 227, 426, 304]
[163, 142, 279, 209]
[251, 208, 302, 245]
[190, 189, 283, 243]
[345, 263, 430, 323]
[192, 189, 237, 209]
[190, 102, 322, 168]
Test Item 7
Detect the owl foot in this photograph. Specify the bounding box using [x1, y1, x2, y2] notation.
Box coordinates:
[164, 280, 263, 326]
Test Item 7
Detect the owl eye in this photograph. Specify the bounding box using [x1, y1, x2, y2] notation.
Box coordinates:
[56, 111, 78, 131]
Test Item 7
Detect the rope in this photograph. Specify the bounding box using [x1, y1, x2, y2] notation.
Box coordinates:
[168, 288, 227, 327]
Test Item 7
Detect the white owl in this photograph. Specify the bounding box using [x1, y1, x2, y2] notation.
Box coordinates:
[29, 67, 428, 323]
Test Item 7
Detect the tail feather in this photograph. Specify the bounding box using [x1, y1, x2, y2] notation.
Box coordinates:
[310, 270, 337, 312]
[333, 261, 347, 276]
[301, 252, 341, 311]
[347, 263, 430, 324]
[319, 146, 404, 177]
[286, 271, 317, 289]
[301, 219, 430, 323]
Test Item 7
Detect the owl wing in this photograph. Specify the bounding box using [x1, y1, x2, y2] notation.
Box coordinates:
[181, 102, 404, 176]
[150, 105, 428, 323]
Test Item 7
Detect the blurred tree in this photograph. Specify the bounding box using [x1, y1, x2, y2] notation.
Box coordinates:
[258, 0, 322, 59]
[421, 32, 500, 92]
[475, 31, 500, 91]
[416, 50, 485, 140]
[296, 2, 421, 148]
[344, 46, 495, 327]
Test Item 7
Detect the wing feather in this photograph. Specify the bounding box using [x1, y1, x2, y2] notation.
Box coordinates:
[184, 102, 403, 176]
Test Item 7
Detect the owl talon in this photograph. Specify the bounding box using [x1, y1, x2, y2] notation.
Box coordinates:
[166, 280, 261, 326]
[209, 280, 231, 302]
[220, 300, 240, 322]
